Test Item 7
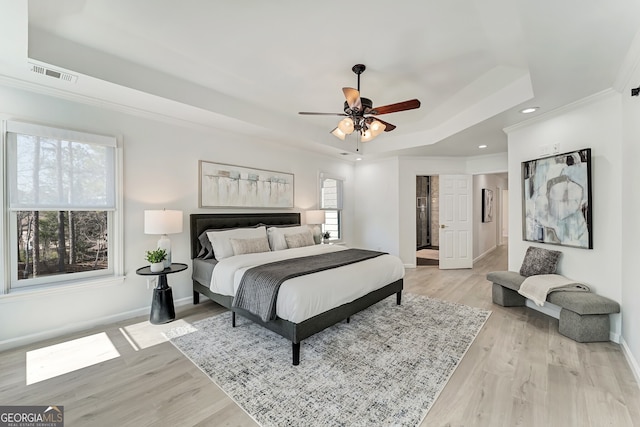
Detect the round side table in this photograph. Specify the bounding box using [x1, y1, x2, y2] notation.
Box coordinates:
[136, 263, 188, 324]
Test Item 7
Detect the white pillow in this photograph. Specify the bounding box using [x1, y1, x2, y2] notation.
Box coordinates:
[206, 226, 267, 260]
[229, 236, 271, 256]
[284, 232, 315, 249]
[267, 225, 313, 251]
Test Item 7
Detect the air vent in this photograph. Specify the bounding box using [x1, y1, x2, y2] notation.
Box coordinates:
[29, 63, 77, 83]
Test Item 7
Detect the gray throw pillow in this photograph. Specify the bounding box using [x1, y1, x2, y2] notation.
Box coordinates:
[519, 246, 562, 277]
[197, 230, 215, 259]
[284, 231, 315, 249]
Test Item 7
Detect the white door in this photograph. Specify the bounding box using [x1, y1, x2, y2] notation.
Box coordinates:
[439, 174, 473, 269]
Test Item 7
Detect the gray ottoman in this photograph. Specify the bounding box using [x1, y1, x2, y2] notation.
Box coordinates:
[548, 291, 620, 342]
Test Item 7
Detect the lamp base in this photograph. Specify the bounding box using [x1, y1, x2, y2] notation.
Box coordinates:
[157, 235, 172, 268]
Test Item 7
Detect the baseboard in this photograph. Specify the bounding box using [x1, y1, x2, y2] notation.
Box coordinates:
[0, 297, 195, 353]
[621, 337, 640, 385]
[473, 245, 497, 264]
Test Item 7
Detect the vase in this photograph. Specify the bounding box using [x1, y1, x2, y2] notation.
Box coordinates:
[150, 262, 164, 273]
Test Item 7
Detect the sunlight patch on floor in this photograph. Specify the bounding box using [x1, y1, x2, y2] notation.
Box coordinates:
[26, 332, 120, 385]
[120, 319, 193, 351]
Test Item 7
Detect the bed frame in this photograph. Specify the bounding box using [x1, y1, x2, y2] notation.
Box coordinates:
[190, 212, 403, 365]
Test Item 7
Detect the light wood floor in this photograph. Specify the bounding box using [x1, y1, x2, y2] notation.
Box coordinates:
[1, 245, 638, 426]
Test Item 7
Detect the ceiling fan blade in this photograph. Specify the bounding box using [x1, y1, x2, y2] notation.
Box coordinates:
[342, 87, 362, 110]
[299, 112, 347, 116]
[371, 99, 421, 115]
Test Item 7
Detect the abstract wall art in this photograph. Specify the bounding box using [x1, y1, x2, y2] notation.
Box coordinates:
[199, 161, 294, 208]
[521, 148, 592, 249]
[482, 188, 494, 223]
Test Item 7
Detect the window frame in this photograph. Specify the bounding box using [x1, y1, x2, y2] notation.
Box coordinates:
[1, 119, 124, 294]
[318, 172, 344, 242]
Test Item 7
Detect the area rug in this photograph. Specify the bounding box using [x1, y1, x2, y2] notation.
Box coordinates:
[167, 293, 490, 427]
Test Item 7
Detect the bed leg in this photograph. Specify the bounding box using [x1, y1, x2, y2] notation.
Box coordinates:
[232, 311, 236, 327]
[396, 291, 402, 305]
[292, 342, 300, 366]
[346, 317, 350, 323]
[193, 291, 200, 305]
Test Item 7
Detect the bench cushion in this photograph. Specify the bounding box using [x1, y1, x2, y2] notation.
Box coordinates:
[547, 291, 620, 315]
[486, 271, 526, 291]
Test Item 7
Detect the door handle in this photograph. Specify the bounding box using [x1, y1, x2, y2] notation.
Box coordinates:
[440, 224, 446, 229]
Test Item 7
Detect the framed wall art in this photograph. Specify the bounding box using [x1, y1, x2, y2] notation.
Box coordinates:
[521, 148, 592, 249]
[482, 188, 494, 223]
[199, 161, 294, 208]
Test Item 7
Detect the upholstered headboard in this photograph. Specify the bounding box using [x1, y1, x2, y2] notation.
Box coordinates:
[189, 212, 301, 259]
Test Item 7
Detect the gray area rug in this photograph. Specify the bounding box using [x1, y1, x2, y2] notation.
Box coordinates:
[167, 293, 490, 427]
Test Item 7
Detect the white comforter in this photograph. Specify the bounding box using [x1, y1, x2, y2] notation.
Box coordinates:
[209, 245, 405, 323]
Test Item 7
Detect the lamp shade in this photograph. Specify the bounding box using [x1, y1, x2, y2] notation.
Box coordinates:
[330, 127, 346, 140]
[337, 117, 355, 135]
[369, 119, 386, 137]
[306, 210, 325, 225]
[144, 210, 183, 235]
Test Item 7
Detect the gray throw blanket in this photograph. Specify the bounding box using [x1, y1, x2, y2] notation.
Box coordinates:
[232, 248, 386, 322]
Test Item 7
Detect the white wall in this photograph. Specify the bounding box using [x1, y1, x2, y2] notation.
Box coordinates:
[473, 173, 508, 260]
[0, 83, 355, 349]
[620, 54, 640, 377]
[505, 90, 623, 340]
[353, 157, 400, 255]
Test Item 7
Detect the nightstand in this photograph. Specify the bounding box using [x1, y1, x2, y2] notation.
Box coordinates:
[136, 263, 187, 324]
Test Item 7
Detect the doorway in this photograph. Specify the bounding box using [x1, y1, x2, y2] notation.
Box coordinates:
[416, 176, 439, 266]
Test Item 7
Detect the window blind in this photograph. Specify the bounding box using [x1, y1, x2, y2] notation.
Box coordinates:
[6, 120, 116, 211]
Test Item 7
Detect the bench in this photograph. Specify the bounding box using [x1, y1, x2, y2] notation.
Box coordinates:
[487, 270, 620, 342]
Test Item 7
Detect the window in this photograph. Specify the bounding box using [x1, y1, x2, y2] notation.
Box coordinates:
[319, 173, 343, 241]
[3, 120, 120, 291]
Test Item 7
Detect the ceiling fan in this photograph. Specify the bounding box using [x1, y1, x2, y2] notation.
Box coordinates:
[299, 64, 421, 143]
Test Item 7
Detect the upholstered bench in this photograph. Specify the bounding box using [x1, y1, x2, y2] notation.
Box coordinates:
[487, 247, 621, 343]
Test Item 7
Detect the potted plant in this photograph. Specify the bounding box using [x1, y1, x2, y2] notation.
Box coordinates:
[322, 231, 331, 244]
[146, 248, 167, 272]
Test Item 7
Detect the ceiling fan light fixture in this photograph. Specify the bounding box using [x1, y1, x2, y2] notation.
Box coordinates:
[369, 120, 386, 137]
[330, 127, 346, 140]
[360, 129, 375, 142]
[337, 117, 355, 134]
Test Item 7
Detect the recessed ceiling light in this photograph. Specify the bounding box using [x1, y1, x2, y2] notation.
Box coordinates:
[355, 157, 362, 161]
[520, 107, 539, 114]
[478, 145, 488, 149]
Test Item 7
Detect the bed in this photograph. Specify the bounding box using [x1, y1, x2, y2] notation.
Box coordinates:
[190, 212, 404, 365]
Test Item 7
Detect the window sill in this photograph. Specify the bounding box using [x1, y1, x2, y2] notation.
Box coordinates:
[0, 275, 126, 303]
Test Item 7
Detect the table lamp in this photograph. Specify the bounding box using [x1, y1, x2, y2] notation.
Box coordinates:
[306, 210, 325, 244]
[144, 209, 183, 268]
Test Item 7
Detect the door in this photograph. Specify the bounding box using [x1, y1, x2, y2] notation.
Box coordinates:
[439, 174, 473, 269]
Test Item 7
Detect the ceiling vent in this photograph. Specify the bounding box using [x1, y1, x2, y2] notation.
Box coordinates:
[29, 62, 77, 83]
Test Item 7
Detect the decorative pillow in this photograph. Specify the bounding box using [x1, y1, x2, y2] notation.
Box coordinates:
[284, 231, 315, 249]
[267, 225, 312, 251]
[197, 230, 215, 259]
[206, 226, 267, 260]
[519, 246, 562, 277]
[229, 237, 271, 256]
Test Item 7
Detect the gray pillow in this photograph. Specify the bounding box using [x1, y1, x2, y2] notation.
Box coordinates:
[284, 231, 315, 249]
[197, 230, 215, 259]
[519, 246, 562, 277]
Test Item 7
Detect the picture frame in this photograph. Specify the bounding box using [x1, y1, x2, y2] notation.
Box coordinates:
[482, 189, 493, 223]
[521, 148, 592, 249]
[199, 161, 294, 208]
